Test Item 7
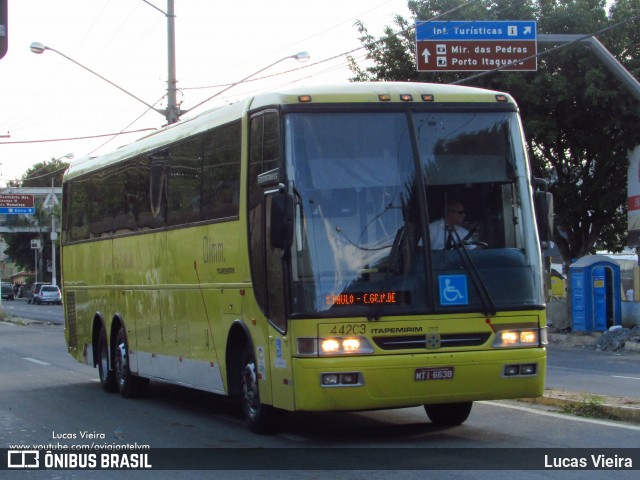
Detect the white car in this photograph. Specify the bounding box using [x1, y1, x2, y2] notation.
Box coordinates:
[34, 285, 62, 305]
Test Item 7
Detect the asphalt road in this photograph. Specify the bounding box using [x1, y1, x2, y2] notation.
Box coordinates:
[0, 297, 64, 324]
[546, 345, 640, 399]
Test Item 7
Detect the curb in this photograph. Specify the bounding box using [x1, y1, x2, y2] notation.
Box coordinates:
[519, 391, 640, 424]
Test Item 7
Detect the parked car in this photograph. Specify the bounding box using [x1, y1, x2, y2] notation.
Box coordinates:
[28, 282, 51, 304]
[1, 282, 15, 300]
[34, 285, 62, 305]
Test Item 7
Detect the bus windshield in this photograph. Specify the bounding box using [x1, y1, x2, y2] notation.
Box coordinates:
[284, 110, 542, 318]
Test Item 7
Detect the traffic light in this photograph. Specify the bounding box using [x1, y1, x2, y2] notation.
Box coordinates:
[0, 0, 7, 60]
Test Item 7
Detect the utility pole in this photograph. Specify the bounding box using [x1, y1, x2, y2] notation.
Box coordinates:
[165, 0, 180, 124]
[143, 0, 180, 124]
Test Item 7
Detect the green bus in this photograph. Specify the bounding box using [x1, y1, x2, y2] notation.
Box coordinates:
[62, 82, 550, 433]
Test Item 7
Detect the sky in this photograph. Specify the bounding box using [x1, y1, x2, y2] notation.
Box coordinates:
[0, 0, 412, 186]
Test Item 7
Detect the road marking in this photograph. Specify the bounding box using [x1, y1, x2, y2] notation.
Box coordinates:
[481, 401, 640, 431]
[23, 357, 50, 366]
[612, 375, 640, 381]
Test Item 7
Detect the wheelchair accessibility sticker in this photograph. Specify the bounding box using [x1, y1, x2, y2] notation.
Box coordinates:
[438, 275, 469, 306]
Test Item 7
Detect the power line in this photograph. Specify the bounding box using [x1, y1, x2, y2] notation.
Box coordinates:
[0, 127, 157, 145]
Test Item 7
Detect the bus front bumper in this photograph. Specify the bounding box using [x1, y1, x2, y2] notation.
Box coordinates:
[291, 348, 546, 412]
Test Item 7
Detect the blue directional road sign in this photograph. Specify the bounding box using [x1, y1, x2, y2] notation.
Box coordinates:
[416, 20, 537, 72]
[416, 20, 537, 41]
[0, 207, 35, 214]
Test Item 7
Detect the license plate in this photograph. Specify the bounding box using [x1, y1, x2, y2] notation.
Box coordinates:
[415, 366, 454, 381]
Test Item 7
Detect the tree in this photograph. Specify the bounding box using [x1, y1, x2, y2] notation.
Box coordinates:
[349, 0, 640, 266]
[2, 158, 69, 282]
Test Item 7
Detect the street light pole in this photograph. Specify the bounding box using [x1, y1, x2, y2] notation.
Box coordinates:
[30, 42, 167, 121]
[186, 51, 310, 114]
[31, 1, 309, 124]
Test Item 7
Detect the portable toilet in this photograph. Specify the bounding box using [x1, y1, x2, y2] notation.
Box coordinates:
[570, 255, 622, 332]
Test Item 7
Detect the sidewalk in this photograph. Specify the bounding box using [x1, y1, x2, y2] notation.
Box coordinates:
[520, 388, 640, 424]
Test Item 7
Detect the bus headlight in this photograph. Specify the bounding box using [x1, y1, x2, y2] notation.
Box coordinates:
[492, 328, 541, 348]
[297, 337, 374, 356]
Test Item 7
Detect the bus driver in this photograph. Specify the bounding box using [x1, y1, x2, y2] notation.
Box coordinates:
[428, 200, 475, 250]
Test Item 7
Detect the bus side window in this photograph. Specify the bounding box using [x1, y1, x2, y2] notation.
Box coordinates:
[202, 121, 241, 220]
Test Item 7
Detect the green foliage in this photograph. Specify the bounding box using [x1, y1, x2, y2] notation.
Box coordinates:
[348, 0, 640, 263]
[561, 393, 618, 420]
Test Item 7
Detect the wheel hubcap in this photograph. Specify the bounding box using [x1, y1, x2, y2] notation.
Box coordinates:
[242, 361, 259, 419]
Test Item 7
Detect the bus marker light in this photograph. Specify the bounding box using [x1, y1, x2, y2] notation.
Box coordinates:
[421, 94, 435, 102]
[495, 94, 509, 102]
[298, 95, 312, 103]
[400, 94, 413, 102]
[378, 94, 391, 102]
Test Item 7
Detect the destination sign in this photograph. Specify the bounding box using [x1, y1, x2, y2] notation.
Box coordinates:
[415, 20, 537, 72]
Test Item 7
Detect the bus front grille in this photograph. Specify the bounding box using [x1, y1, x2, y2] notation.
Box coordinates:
[372, 332, 491, 350]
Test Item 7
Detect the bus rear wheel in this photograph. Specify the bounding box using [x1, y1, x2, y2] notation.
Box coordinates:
[240, 345, 275, 434]
[97, 326, 117, 393]
[114, 326, 148, 398]
[424, 401, 473, 426]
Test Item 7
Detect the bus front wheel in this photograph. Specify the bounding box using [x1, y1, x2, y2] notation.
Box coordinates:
[424, 401, 473, 426]
[240, 345, 275, 434]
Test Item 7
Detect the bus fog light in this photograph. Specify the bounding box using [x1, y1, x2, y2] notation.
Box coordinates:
[341, 373, 359, 385]
[520, 364, 537, 375]
[503, 363, 537, 377]
[321, 372, 362, 386]
[322, 373, 340, 385]
[504, 365, 520, 376]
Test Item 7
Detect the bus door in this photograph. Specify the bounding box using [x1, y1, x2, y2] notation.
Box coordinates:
[264, 193, 295, 411]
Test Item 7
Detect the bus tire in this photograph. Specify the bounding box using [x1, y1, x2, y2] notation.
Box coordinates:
[240, 345, 275, 434]
[97, 326, 117, 393]
[424, 401, 473, 426]
[114, 326, 148, 398]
